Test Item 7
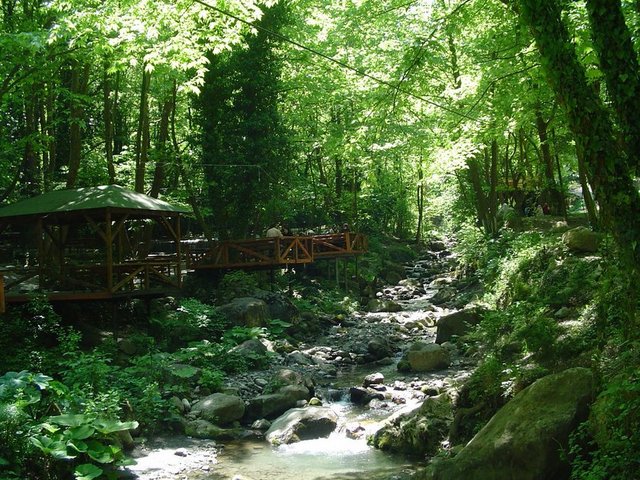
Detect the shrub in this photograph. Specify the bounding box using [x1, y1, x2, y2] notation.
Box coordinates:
[216, 271, 260, 301]
[0, 371, 137, 480]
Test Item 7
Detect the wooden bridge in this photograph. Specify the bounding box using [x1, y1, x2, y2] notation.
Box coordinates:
[0, 186, 367, 310]
[187, 232, 368, 270]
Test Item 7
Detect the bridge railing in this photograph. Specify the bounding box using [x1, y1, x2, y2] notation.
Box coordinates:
[186, 232, 367, 270]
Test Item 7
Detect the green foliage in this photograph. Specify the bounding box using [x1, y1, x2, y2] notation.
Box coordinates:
[216, 271, 260, 302]
[0, 370, 136, 479]
[150, 297, 230, 350]
[570, 359, 640, 480]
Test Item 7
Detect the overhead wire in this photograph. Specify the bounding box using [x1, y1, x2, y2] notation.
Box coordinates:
[190, 0, 476, 121]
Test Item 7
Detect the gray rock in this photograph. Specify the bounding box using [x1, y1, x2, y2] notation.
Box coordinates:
[367, 336, 394, 361]
[562, 226, 602, 253]
[266, 407, 338, 445]
[217, 297, 270, 327]
[363, 372, 385, 387]
[184, 419, 242, 440]
[252, 290, 299, 323]
[245, 385, 311, 421]
[350, 386, 384, 405]
[424, 368, 595, 480]
[190, 393, 245, 425]
[371, 393, 453, 456]
[435, 309, 482, 344]
[230, 338, 268, 357]
[406, 343, 450, 372]
[366, 298, 403, 313]
[251, 419, 272, 430]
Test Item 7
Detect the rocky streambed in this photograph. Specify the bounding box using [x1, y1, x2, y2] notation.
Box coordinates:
[125, 241, 482, 480]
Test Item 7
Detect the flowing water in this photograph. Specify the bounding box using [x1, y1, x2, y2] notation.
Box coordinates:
[128, 247, 467, 480]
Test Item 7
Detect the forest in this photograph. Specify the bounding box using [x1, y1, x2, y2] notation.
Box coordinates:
[0, 0, 639, 479]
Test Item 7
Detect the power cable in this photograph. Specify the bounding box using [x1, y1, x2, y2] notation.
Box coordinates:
[190, 0, 476, 121]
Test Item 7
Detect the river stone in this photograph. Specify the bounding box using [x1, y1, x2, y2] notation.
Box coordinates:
[367, 336, 394, 360]
[371, 393, 453, 456]
[435, 309, 482, 344]
[190, 393, 245, 425]
[350, 386, 384, 405]
[252, 289, 299, 323]
[230, 338, 268, 357]
[266, 407, 338, 445]
[423, 367, 595, 480]
[430, 286, 456, 305]
[217, 297, 270, 327]
[363, 372, 385, 387]
[366, 298, 403, 313]
[184, 419, 242, 440]
[407, 343, 450, 372]
[245, 385, 311, 421]
[562, 226, 601, 253]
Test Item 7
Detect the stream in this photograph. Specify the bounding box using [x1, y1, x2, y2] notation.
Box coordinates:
[126, 243, 477, 480]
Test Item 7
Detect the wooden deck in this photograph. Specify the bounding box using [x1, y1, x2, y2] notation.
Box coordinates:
[0, 232, 367, 307]
[186, 232, 367, 270]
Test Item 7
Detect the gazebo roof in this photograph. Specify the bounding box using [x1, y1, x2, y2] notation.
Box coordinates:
[0, 185, 190, 220]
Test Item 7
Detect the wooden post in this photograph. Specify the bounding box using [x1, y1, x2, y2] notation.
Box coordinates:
[335, 258, 339, 287]
[176, 215, 182, 287]
[36, 218, 44, 288]
[0, 272, 5, 313]
[106, 210, 113, 292]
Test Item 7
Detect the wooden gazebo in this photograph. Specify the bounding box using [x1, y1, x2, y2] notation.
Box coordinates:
[0, 185, 189, 307]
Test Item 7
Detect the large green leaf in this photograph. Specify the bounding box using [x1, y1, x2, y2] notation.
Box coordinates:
[48, 414, 89, 427]
[85, 440, 115, 464]
[67, 425, 95, 440]
[74, 463, 103, 480]
[93, 419, 138, 434]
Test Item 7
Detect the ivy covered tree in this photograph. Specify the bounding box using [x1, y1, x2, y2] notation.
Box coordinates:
[198, 1, 292, 239]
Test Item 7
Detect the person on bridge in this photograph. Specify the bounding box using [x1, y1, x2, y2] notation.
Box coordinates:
[266, 224, 284, 238]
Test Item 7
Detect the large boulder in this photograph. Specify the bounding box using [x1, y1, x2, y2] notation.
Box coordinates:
[252, 289, 299, 323]
[217, 297, 270, 327]
[371, 393, 453, 456]
[244, 369, 314, 421]
[562, 227, 601, 253]
[405, 342, 451, 372]
[245, 385, 311, 421]
[190, 393, 245, 425]
[266, 407, 338, 445]
[366, 298, 403, 313]
[435, 309, 483, 344]
[230, 338, 268, 357]
[423, 367, 595, 480]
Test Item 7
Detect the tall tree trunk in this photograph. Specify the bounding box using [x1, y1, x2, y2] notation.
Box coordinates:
[66, 62, 90, 188]
[586, 0, 640, 174]
[335, 155, 343, 201]
[551, 128, 568, 220]
[488, 139, 499, 225]
[113, 71, 124, 155]
[103, 62, 116, 184]
[416, 159, 425, 244]
[535, 107, 563, 215]
[21, 96, 39, 196]
[149, 98, 172, 198]
[134, 67, 151, 193]
[576, 143, 599, 230]
[467, 156, 493, 235]
[518, 0, 640, 334]
[45, 81, 56, 189]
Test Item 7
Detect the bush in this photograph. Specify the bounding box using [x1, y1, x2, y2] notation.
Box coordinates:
[216, 271, 260, 301]
[0, 370, 137, 480]
[570, 364, 640, 480]
[150, 298, 229, 350]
